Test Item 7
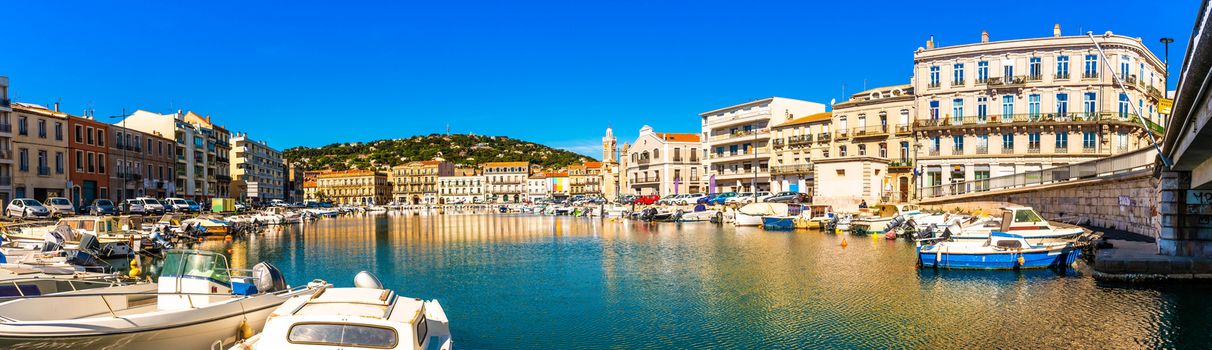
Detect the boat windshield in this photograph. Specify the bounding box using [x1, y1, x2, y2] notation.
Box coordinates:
[1013, 209, 1045, 224]
[287, 323, 399, 348]
[160, 251, 231, 284]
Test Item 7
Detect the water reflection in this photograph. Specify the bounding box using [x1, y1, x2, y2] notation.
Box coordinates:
[180, 214, 1210, 349]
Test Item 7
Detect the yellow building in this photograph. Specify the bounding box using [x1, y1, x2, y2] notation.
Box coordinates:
[314, 169, 389, 205]
[389, 160, 453, 204]
[770, 112, 832, 197]
[568, 161, 604, 196]
[816, 84, 916, 209]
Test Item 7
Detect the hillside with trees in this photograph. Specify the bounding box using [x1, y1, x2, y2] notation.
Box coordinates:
[284, 134, 595, 171]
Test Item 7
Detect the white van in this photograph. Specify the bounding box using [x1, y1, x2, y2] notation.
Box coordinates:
[165, 197, 192, 213]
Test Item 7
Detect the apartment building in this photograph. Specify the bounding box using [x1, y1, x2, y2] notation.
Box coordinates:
[438, 172, 484, 204]
[315, 170, 389, 205]
[182, 112, 232, 199]
[122, 110, 207, 200]
[0, 77, 14, 205]
[701, 97, 827, 193]
[230, 132, 285, 204]
[11, 103, 69, 202]
[816, 85, 917, 208]
[625, 125, 702, 196]
[569, 161, 604, 196]
[769, 112, 831, 197]
[527, 173, 548, 202]
[483, 161, 528, 203]
[912, 27, 1164, 197]
[68, 114, 109, 206]
[390, 160, 454, 205]
[108, 124, 175, 201]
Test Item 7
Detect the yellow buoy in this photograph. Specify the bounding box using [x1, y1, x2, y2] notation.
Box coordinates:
[128, 260, 141, 279]
[239, 319, 253, 339]
[840, 238, 849, 248]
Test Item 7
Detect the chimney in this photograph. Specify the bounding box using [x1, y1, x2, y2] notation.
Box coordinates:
[53, 102, 59, 112]
[1053, 24, 1061, 37]
[981, 30, 989, 43]
[926, 35, 935, 49]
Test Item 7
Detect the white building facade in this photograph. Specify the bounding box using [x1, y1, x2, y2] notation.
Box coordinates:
[438, 175, 484, 204]
[624, 125, 703, 196]
[700, 97, 826, 193]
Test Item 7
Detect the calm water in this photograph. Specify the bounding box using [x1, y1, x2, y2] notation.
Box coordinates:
[196, 213, 1211, 349]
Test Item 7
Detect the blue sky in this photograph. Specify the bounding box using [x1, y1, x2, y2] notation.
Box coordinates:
[1, 1, 1200, 158]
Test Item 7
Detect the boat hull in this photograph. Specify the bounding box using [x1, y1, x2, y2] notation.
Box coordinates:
[734, 212, 764, 226]
[762, 216, 795, 230]
[918, 246, 1081, 270]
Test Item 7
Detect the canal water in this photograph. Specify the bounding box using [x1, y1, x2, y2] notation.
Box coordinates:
[196, 213, 1211, 349]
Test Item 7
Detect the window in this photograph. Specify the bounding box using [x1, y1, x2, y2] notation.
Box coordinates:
[878, 143, 887, 158]
[1003, 63, 1014, 82]
[1084, 54, 1099, 78]
[931, 136, 941, 152]
[976, 96, 988, 120]
[18, 148, 27, 172]
[1057, 56, 1070, 78]
[56, 152, 64, 174]
[858, 144, 866, 156]
[37, 119, 46, 138]
[976, 134, 989, 152]
[87, 152, 95, 173]
[54, 122, 62, 141]
[977, 61, 989, 83]
[839, 146, 847, 157]
[952, 63, 965, 84]
[1120, 55, 1131, 80]
[1001, 95, 1014, 118]
[1029, 57, 1041, 79]
[1056, 93, 1069, 116]
[952, 135, 964, 152]
[1083, 131, 1097, 149]
[37, 150, 47, 175]
[75, 125, 83, 143]
[87, 127, 94, 144]
[1028, 132, 1041, 149]
[1084, 92, 1097, 115]
[17, 116, 27, 135]
[929, 66, 940, 87]
[75, 150, 84, 172]
[97, 129, 105, 146]
[1117, 131, 1129, 152]
[115, 131, 124, 147]
[1118, 93, 1130, 118]
[1028, 94, 1041, 118]
[1056, 132, 1069, 149]
[951, 98, 964, 122]
[929, 100, 939, 120]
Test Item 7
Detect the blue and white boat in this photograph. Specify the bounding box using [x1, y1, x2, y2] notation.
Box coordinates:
[938, 207, 1086, 245]
[761, 216, 796, 230]
[917, 232, 1081, 270]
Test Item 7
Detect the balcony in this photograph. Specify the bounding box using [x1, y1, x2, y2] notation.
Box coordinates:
[0, 98, 9, 108]
[1056, 73, 1071, 80]
[709, 148, 768, 161]
[1001, 147, 1015, 154]
[928, 149, 940, 156]
[771, 164, 813, 176]
[216, 174, 232, 182]
[704, 109, 771, 128]
[787, 134, 812, 145]
[772, 139, 785, 149]
[894, 125, 912, 135]
[1083, 72, 1099, 80]
[1056, 146, 1069, 154]
[850, 125, 889, 139]
[1083, 146, 1098, 154]
[37, 166, 49, 176]
[913, 112, 1153, 132]
[833, 130, 850, 140]
[951, 147, 964, 156]
[816, 133, 831, 143]
[1027, 147, 1041, 154]
[0, 124, 11, 133]
[975, 146, 988, 155]
[711, 128, 769, 143]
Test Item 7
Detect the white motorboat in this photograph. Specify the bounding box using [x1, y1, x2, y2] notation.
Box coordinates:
[850, 204, 921, 234]
[734, 203, 791, 226]
[0, 249, 322, 349]
[937, 206, 1086, 245]
[231, 272, 451, 350]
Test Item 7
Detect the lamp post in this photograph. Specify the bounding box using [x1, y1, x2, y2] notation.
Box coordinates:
[1160, 37, 1175, 92]
[108, 109, 128, 204]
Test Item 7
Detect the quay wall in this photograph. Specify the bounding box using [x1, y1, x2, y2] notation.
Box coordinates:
[918, 169, 1158, 237]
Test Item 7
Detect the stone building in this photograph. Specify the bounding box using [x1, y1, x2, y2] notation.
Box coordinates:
[701, 97, 826, 193]
[769, 112, 831, 198]
[816, 84, 917, 209]
[625, 125, 702, 196]
[912, 27, 1163, 198]
[11, 103, 68, 202]
[390, 160, 454, 204]
[483, 161, 528, 203]
[314, 169, 389, 205]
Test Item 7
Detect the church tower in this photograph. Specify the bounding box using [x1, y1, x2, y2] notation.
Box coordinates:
[602, 127, 618, 165]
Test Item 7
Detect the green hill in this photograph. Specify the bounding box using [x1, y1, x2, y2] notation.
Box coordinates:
[284, 134, 596, 171]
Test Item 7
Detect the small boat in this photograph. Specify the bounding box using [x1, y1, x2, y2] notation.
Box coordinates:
[761, 216, 796, 230]
[0, 250, 322, 349]
[930, 207, 1086, 245]
[917, 232, 1082, 270]
[230, 271, 452, 350]
[851, 204, 921, 235]
[677, 209, 718, 222]
[734, 203, 791, 227]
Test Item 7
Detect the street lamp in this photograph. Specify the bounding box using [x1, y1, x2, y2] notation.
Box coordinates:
[107, 108, 129, 204]
[1160, 37, 1175, 92]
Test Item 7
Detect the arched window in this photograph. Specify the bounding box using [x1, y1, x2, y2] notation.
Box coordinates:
[653, 149, 660, 159]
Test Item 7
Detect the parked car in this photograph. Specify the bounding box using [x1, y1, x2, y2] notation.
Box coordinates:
[137, 198, 166, 215]
[83, 199, 118, 215]
[725, 192, 753, 205]
[678, 193, 707, 205]
[617, 195, 637, 205]
[763, 191, 810, 204]
[43, 197, 75, 217]
[657, 194, 681, 205]
[122, 199, 146, 215]
[697, 194, 718, 205]
[707, 192, 737, 205]
[186, 200, 202, 212]
[7, 198, 50, 219]
[165, 197, 192, 213]
[634, 194, 661, 205]
[235, 202, 249, 212]
[753, 191, 774, 203]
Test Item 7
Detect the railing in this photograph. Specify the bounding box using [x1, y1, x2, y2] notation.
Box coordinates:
[1083, 72, 1099, 79]
[771, 164, 813, 175]
[704, 109, 771, 127]
[928, 149, 940, 156]
[0, 124, 11, 133]
[834, 130, 850, 140]
[951, 147, 964, 155]
[0, 98, 9, 108]
[914, 112, 1155, 131]
[975, 146, 988, 155]
[1083, 146, 1097, 154]
[709, 147, 768, 160]
[1027, 74, 1043, 81]
[787, 134, 812, 145]
[1056, 146, 1069, 154]
[851, 124, 889, 138]
[1056, 73, 1070, 79]
[711, 128, 769, 142]
[37, 166, 50, 176]
[1027, 146, 1041, 154]
[0, 176, 10, 186]
[895, 125, 912, 135]
[817, 133, 831, 143]
[920, 147, 1157, 200]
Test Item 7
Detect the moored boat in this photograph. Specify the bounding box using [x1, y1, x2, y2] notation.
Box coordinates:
[917, 232, 1082, 270]
[0, 249, 322, 349]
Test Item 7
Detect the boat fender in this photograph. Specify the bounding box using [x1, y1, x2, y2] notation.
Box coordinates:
[128, 259, 141, 279]
[840, 238, 848, 248]
[1016, 255, 1025, 268]
[239, 319, 253, 340]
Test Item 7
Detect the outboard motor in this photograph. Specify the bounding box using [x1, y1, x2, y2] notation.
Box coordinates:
[353, 271, 385, 289]
[43, 230, 65, 253]
[150, 228, 173, 249]
[251, 262, 288, 293]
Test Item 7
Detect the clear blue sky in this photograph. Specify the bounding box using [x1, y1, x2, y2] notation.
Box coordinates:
[2, 1, 1200, 158]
